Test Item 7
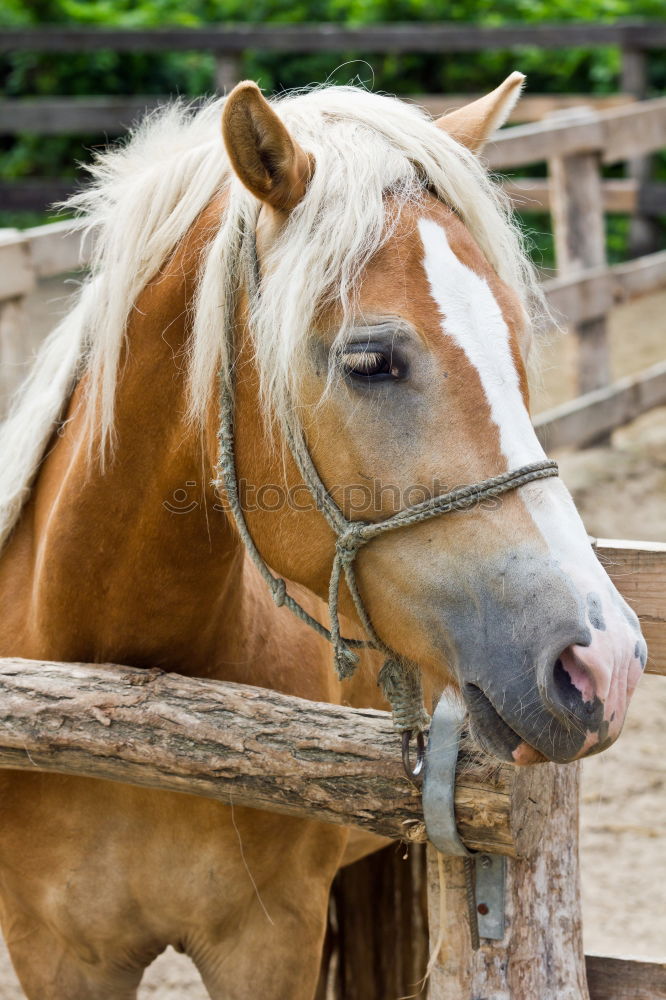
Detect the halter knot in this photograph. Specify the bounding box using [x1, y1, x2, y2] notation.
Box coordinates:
[333, 643, 360, 680]
[271, 578, 287, 607]
[378, 659, 432, 734]
[336, 527, 366, 565]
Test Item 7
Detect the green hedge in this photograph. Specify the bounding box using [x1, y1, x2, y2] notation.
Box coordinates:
[1, 0, 664, 255]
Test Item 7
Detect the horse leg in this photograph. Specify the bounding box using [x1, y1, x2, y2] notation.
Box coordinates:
[3, 914, 147, 1000]
[193, 905, 329, 1000]
[190, 837, 339, 1000]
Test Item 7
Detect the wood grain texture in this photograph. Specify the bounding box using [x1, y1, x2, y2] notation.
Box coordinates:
[548, 119, 610, 397]
[0, 297, 29, 417]
[488, 97, 666, 169]
[504, 176, 643, 214]
[543, 249, 666, 325]
[586, 954, 666, 1000]
[593, 539, 666, 678]
[0, 93, 635, 136]
[2, 22, 666, 53]
[621, 46, 662, 256]
[0, 230, 36, 300]
[0, 179, 77, 212]
[426, 764, 588, 999]
[0, 657, 552, 857]
[0, 95, 168, 135]
[535, 361, 666, 450]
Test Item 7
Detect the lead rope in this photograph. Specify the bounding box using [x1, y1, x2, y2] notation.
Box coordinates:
[214, 226, 560, 774]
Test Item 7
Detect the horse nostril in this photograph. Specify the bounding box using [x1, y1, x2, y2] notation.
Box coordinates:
[552, 655, 583, 710]
[551, 648, 603, 727]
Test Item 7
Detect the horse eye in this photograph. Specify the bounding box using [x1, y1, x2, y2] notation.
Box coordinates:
[340, 350, 398, 380]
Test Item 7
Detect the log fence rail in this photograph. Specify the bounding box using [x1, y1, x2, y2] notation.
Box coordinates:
[0, 532, 663, 999]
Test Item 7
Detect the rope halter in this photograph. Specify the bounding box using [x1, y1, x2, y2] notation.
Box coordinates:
[214, 231, 559, 759]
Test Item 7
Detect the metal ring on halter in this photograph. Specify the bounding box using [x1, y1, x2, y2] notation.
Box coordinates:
[401, 729, 426, 785]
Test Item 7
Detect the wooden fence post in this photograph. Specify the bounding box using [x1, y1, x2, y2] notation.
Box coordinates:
[0, 229, 35, 418]
[426, 763, 589, 1000]
[320, 844, 429, 999]
[214, 53, 243, 94]
[0, 296, 29, 417]
[548, 109, 610, 396]
[621, 44, 661, 257]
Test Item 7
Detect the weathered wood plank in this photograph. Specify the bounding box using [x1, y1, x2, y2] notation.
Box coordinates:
[426, 764, 589, 999]
[504, 177, 640, 214]
[534, 362, 666, 450]
[592, 539, 666, 679]
[0, 296, 30, 416]
[0, 93, 635, 136]
[2, 22, 666, 54]
[622, 45, 662, 256]
[586, 954, 666, 1000]
[508, 177, 666, 215]
[548, 112, 610, 395]
[412, 92, 634, 123]
[602, 97, 666, 164]
[0, 179, 77, 211]
[543, 250, 666, 324]
[0, 230, 35, 300]
[0, 657, 553, 857]
[488, 98, 666, 169]
[0, 222, 94, 303]
[488, 114, 606, 169]
[22, 219, 94, 277]
[0, 95, 168, 135]
[214, 54, 242, 93]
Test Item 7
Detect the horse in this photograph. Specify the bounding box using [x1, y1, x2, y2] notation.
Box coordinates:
[0, 74, 646, 999]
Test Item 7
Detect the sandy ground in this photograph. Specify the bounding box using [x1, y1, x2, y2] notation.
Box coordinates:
[0, 281, 663, 995]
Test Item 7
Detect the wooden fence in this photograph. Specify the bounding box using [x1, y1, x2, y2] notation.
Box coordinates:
[2, 94, 666, 430]
[2, 18, 666, 247]
[0, 534, 664, 998]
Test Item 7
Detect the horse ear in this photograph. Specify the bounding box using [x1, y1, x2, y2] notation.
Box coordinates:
[434, 72, 525, 153]
[222, 81, 312, 212]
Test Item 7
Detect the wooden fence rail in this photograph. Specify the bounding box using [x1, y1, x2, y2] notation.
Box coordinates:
[1, 17, 664, 241]
[0, 91, 637, 135]
[2, 21, 666, 53]
[0, 657, 550, 857]
[487, 97, 666, 169]
[0, 529, 664, 1000]
[535, 361, 666, 450]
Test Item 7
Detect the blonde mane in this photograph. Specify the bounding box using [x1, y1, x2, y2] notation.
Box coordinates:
[0, 85, 543, 552]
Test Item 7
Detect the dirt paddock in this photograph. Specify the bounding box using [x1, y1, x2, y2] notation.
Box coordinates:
[0, 282, 663, 996]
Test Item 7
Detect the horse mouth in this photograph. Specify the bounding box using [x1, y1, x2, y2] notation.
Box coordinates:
[463, 683, 546, 764]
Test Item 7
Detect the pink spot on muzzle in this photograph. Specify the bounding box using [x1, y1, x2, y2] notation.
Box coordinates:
[511, 742, 546, 766]
[558, 646, 600, 703]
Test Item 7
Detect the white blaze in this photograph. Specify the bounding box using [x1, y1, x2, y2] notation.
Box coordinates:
[417, 215, 594, 554]
[418, 216, 544, 469]
[418, 216, 643, 730]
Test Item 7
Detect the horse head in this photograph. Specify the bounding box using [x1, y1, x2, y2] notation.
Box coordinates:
[213, 77, 645, 765]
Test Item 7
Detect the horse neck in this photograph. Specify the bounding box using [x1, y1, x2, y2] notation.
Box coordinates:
[4, 204, 371, 706]
[0, 207, 220, 670]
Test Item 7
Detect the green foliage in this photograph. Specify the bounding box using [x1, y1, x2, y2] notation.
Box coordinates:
[0, 0, 664, 253]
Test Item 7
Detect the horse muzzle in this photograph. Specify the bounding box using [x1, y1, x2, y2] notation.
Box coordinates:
[441, 551, 647, 764]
